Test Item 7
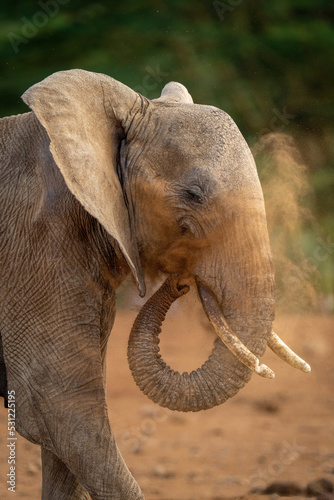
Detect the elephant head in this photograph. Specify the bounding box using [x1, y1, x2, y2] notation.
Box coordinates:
[23, 70, 310, 416]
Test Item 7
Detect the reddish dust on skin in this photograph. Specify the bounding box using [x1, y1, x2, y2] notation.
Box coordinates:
[135, 177, 210, 281]
[253, 132, 317, 314]
[136, 178, 270, 287]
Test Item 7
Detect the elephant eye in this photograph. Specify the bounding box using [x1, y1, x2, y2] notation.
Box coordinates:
[180, 224, 189, 235]
[184, 187, 204, 205]
[178, 220, 196, 236]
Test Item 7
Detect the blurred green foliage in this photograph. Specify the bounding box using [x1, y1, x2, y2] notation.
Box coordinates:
[0, 0, 333, 305]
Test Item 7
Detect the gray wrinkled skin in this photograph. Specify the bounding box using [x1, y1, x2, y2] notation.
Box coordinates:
[0, 70, 275, 499]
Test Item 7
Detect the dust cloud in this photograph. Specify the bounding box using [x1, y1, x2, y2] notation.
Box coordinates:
[252, 132, 317, 313]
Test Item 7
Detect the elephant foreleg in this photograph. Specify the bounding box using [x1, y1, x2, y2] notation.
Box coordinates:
[41, 447, 90, 500]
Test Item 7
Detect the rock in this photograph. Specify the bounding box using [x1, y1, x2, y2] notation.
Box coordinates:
[262, 481, 303, 496]
[153, 465, 175, 479]
[306, 478, 334, 496]
[255, 397, 280, 414]
[316, 494, 334, 500]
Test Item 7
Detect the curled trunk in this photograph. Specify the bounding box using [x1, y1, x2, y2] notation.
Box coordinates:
[127, 276, 255, 412]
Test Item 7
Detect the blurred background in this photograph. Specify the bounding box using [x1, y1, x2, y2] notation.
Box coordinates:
[0, 4, 333, 499]
[0, 0, 333, 310]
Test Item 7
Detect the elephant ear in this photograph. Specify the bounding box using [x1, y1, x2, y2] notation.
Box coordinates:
[22, 69, 146, 296]
[154, 81, 193, 104]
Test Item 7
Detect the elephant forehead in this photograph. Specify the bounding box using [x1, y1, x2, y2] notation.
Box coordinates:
[131, 103, 262, 194]
[184, 109, 261, 192]
[153, 105, 256, 168]
[155, 104, 241, 147]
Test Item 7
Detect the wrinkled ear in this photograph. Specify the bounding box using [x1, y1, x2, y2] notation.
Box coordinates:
[154, 81, 193, 104]
[22, 69, 146, 296]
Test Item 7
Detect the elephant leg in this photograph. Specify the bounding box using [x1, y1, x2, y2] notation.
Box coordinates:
[58, 407, 144, 500]
[3, 272, 142, 498]
[41, 447, 90, 500]
[12, 354, 144, 499]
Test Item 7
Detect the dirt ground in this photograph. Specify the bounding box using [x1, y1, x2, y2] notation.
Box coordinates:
[0, 289, 333, 499]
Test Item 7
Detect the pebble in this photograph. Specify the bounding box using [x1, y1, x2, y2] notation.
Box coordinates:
[306, 478, 334, 496]
[153, 465, 175, 479]
[262, 481, 303, 496]
[254, 397, 280, 414]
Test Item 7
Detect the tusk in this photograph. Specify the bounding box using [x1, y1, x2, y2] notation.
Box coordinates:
[196, 279, 275, 379]
[268, 331, 311, 373]
[203, 311, 275, 379]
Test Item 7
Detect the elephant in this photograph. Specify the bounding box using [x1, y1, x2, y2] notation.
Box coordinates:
[0, 69, 310, 499]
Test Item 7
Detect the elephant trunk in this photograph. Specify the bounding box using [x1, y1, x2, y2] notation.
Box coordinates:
[127, 276, 263, 412]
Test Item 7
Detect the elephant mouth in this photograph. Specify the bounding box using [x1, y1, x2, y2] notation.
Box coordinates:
[127, 275, 310, 412]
